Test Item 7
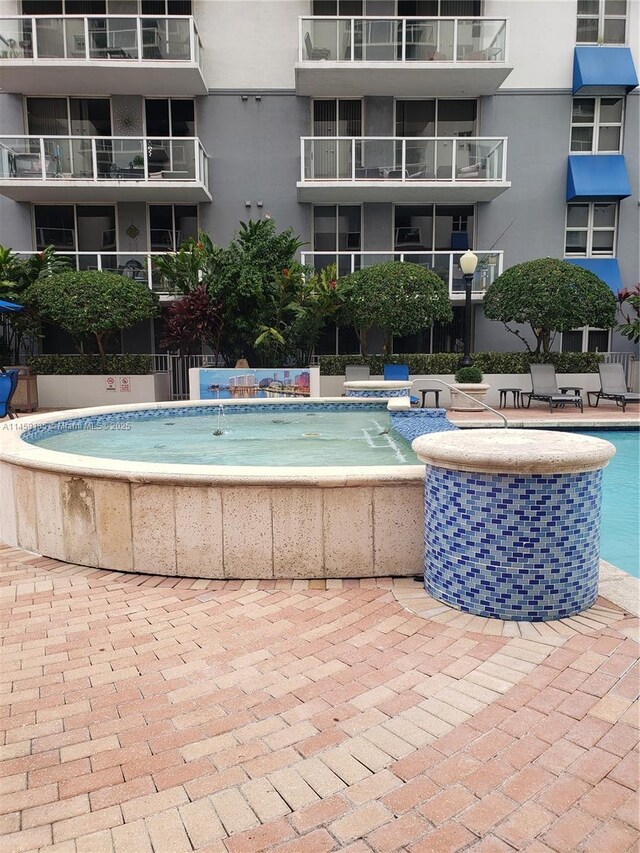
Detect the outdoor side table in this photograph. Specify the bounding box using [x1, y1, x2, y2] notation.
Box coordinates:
[498, 388, 521, 408]
[420, 389, 441, 408]
[559, 386, 583, 396]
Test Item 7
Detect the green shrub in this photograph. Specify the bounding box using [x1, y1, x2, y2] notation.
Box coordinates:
[318, 352, 603, 375]
[455, 365, 483, 383]
[27, 354, 153, 376]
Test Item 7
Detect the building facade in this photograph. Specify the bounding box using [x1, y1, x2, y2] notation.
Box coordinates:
[0, 0, 638, 357]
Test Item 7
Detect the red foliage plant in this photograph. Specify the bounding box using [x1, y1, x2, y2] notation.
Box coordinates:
[160, 284, 224, 359]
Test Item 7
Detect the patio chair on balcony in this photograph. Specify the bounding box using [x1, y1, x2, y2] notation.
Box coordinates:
[304, 32, 331, 60]
[522, 364, 584, 413]
[589, 363, 640, 413]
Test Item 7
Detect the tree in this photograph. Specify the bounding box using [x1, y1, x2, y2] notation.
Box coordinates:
[617, 284, 640, 345]
[336, 262, 452, 355]
[483, 258, 617, 356]
[0, 245, 70, 363]
[27, 271, 159, 369]
[160, 284, 224, 359]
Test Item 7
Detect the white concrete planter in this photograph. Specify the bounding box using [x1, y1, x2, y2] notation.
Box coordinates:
[449, 383, 490, 411]
[36, 373, 170, 409]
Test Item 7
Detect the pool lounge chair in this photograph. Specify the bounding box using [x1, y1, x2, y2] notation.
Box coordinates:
[345, 364, 371, 381]
[383, 363, 419, 405]
[522, 364, 584, 413]
[589, 363, 640, 413]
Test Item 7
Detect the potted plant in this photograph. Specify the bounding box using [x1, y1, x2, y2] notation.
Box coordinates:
[450, 364, 490, 411]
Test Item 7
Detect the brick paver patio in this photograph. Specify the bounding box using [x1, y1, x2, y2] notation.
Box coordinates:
[0, 546, 638, 852]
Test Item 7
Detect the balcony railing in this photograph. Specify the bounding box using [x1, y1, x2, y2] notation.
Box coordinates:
[0, 136, 208, 184]
[14, 250, 180, 295]
[301, 137, 507, 183]
[300, 250, 503, 298]
[0, 15, 202, 67]
[298, 16, 507, 63]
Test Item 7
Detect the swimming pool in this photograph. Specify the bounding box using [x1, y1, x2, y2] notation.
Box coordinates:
[579, 430, 639, 579]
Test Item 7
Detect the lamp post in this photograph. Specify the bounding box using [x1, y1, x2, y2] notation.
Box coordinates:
[459, 250, 478, 368]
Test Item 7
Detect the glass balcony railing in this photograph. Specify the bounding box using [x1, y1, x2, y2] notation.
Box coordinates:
[0, 15, 203, 67]
[300, 250, 503, 297]
[14, 250, 180, 294]
[0, 136, 208, 185]
[301, 137, 507, 183]
[298, 16, 507, 63]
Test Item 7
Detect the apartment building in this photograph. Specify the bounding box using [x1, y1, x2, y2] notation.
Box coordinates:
[0, 0, 638, 357]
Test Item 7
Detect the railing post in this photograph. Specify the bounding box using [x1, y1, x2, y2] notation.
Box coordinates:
[298, 16, 302, 62]
[189, 17, 195, 62]
[143, 138, 149, 180]
[351, 138, 355, 182]
[83, 16, 90, 60]
[62, 16, 68, 59]
[452, 17, 458, 61]
[401, 139, 406, 181]
[39, 137, 46, 180]
[31, 17, 38, 59]
[401, 18, 406, 62]
[91, 138, 98, 181]
[301, 137, 306, 181]
[136, 16, 142, 60]
[451, 138, 456, 182]
[350, 18, 354, 61]
[501, 137, 507, 181]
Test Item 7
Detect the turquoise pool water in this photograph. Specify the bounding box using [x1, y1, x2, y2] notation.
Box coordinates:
[578, 430, 639, 579]
[31, 409, 418, 467]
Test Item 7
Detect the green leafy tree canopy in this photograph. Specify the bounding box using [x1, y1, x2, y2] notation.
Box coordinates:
[483, 258, 617, 355]
[337, 262, 452, 355]
[27, 270, 159, 366]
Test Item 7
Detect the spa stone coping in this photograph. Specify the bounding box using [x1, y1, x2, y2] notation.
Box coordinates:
[0, 397, 425, 488]
[412, 428, 616, 475]
[343, 380, 413, 390]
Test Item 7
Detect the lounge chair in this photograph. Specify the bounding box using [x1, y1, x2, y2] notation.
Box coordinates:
[383, 363, 419, 405]
[589, 363, 640, 413]
[345, 364, 370, 381]
[522, 364, 583, 413]
[304, 32, 331, 60]
[0, 370, 18, 419]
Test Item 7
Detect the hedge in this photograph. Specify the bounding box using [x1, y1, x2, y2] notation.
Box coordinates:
[318, 352, 604, 376]
[27, 354, 153, 376]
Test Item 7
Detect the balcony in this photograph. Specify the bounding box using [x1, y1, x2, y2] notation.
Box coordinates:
[296, 16, 512, 96]
[0, 15, 206, 95]
[298, 137, 509, 203]
[300, 250, 503, 300]
[0, 136, 211, 202]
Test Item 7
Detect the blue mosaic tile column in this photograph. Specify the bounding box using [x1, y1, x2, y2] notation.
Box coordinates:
[412, 430, 616, 622]
[345, 388, 408, 398]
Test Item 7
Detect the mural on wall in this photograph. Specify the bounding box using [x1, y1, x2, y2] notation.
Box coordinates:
[198, 368, 313, 400]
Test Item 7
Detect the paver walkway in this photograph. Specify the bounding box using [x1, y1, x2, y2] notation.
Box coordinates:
[0, 546, 638, 853]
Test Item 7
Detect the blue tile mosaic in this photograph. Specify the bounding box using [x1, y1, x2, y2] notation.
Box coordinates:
[391, 409, 457, 443]
[423, 466, 602, 621]
[346, 389, 408, 398]
[23, 401, 391, 445]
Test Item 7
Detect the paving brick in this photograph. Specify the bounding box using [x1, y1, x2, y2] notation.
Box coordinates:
[22, 793, 90, 829]
[111, 818, 153, 853]
[367, 812, 431, 852]
[179, 797, 227, 848]
[52, 805, 124, 844]
[329, 801, 393, 844]
[241, 777, 291, 822]
[224, 818, 295, 853]
[120, 785, 189, 823]
[268, 767, 321, 810]
[409, 822, 477, 853]
[290, 793, 350, 834]
[0, 824, 53, 853]
[344, 769, 402, 805]
[296, 756, 346, 797]
[145, 807, 193, 853]
[271, 827, 336, 853]
[419, 785, 477, 824]
[578, 778, 634, 819]
[210, 788, 259, 835]
[494, 801, 555, 848]
[75, 828, 115, 853]
[541, 807, 600, 851]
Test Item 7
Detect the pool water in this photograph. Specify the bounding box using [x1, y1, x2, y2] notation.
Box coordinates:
[579, 430, 639, 579]
[31, 409, 419, 467]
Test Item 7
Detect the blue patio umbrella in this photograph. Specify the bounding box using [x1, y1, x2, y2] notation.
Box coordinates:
[0, 299, 23, 313]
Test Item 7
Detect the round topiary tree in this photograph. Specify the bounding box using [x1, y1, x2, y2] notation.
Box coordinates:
[337, 261, 453, 355]
[27, 270, 159, 368]
[483, 258, 617, 355]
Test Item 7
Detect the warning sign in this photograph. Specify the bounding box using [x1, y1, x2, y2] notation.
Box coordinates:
[105, 376, 116, 392]
[120, 376, 131, 393]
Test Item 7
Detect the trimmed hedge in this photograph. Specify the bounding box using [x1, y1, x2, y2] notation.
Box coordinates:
[319, 352, 604, 376]
[27, 354, 153, 376]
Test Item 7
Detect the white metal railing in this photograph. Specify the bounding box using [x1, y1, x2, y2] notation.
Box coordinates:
[298, 16, 507, 63]
[0, 15, 203, 69]
[0, 136, 208, 185]
[300, 136, 507, 183]
[301, 250, 503, 298]
[13, 250, 179, 294]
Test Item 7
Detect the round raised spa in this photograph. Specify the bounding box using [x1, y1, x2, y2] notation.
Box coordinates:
[0, 399, 454, 580]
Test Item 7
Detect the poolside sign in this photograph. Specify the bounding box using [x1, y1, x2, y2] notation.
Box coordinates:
[189, 367, 320, 400]
[105, 376, 116, 392]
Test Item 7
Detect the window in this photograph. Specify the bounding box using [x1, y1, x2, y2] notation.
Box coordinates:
[312, 100, 361, 136]
[311, 0, 362, 14]
[34, 204, 116, 269]
[397, 1, 481, 14]
[565, 202, 618, 256]
[571, 97, 624, 152]
[144, 99, 194, 137]
[26, 97, 111, 136]
[395, 100, 478, 138]
[22, 1, 192, 13]
[576, 0, 626, 43]
[562, 328, 610, 352]
[149, 205, 197, 250]
[394, 204, 474, 250]
[312, 205, 361, 277]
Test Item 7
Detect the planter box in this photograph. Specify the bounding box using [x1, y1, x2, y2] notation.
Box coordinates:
[36, 373, 170, 409]
[449, 383, 490, 411]
[3, 366, 38, 412]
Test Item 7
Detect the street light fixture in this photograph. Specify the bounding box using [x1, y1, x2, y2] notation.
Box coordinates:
[459, 250, 478, 368]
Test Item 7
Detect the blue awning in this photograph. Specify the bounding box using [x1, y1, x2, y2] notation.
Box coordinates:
[566, 155, 631, 201]
[564, 258, 623, 294]
[0, 299, 23, 313]
[573, 46, 638, 94]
